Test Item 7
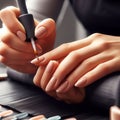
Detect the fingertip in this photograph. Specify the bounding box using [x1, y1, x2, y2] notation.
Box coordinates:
[35, 18, 56, 39]
[75, 77, 87, 87]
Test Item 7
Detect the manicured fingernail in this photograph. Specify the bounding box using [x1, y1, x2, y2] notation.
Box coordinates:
[75, 77, 87, 87]
[17, 31, 26, 41]
[45, 77, 57, 92]
[56, 81, 69, 93]
[46, 61, 54, 73]
[35, 26, 47, 38]
[31, 56, 45, 65]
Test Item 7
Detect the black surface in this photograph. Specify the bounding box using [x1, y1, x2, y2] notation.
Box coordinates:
[0, 79, 108, 120]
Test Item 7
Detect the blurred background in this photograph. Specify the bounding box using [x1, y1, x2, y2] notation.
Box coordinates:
[0, 0, 86, 74]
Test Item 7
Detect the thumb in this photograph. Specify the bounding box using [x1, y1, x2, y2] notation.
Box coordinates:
[35, 18, 56, 39]
[0, 6, 25, 34]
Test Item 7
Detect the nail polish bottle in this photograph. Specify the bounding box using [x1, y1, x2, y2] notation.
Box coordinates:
[110, 80, 120, 120]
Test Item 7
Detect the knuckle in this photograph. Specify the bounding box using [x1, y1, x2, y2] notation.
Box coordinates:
[96, 40, 110, 50]
[59, 43, 69, 50]
[69, 51, 79, 60]
[99, 63, 111, 72]
[83, 59, 94, 68]
[91, 33, 103, 39]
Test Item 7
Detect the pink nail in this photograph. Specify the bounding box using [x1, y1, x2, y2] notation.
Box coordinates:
[31, 56, 45, 65]
[45, 77, 57, 91]
[46, 61, 54, 73]
[75, 77, 87, 87]
[35, 26, 47, 38]
[17, 31, 26, 41]
[56, 81, 69, 93]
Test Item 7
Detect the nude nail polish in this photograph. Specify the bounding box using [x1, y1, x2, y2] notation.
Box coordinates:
[31, 56, 45, 65]
[56, 81, 69, 93]
[45, 77, 57, 91]
[45, 61, 54, 73]
[35, 26, 47, 38]
[17, 31, 26, 41]
[75, 77, 87, 87]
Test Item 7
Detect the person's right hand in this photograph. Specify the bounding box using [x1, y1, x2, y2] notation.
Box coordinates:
[0, 6, 56, 73]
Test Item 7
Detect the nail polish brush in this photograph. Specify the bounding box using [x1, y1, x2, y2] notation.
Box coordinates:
[16, 0, 39, 58]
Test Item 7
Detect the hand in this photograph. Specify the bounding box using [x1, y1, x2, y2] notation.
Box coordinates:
[31, 33, 120, 92]
[0, 6, 56, 73]
[33, 60, 85, 104]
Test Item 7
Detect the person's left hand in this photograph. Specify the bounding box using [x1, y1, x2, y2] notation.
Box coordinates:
[31, 33, 120, 93]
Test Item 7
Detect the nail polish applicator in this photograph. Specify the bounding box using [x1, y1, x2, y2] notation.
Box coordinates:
[16, 0, 38, 58]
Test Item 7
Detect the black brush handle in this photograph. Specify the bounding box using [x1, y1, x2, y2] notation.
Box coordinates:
[16, 0, 35, 42]
[16, 0, 28, 14]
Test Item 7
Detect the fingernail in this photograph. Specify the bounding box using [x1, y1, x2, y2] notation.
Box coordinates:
[75, 77, 87, 87]
[35, 26, 47, 38]
[45, 77, 57, 92]
[17, 31, 26, 41]
[56, 81, 69, 93]
[46, 61, 54, 73]
[31, 56, 45, 65]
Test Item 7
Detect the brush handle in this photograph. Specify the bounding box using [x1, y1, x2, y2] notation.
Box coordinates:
[16, 0, 35, 42]
[16, 0, 28, 14]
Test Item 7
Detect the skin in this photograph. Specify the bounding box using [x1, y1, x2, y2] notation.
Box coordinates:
[0, 6, 55, 73]
[31, 33, 120, 93]
[0, 6, 85, 104]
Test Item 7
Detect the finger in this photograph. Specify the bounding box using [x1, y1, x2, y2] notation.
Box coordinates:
[0, 42, 35, 64]
[0, 29, 36, 53]
[35, 18, 56, 39]
[75, 59, 119, 87]
[56, 87, 85, 104]
[31, 37, 92, 65]
[5, 63, 37, 74]
[0, 6, 25, 33]
[41, 60, 59, 90]
[46, 44, 102, 91]
[35, 18, 56, 54]
[33, 66, 45, 87]
[56, 51, 114, 93]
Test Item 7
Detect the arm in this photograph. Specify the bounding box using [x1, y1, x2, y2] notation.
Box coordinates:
[27, 0, 64, 21]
